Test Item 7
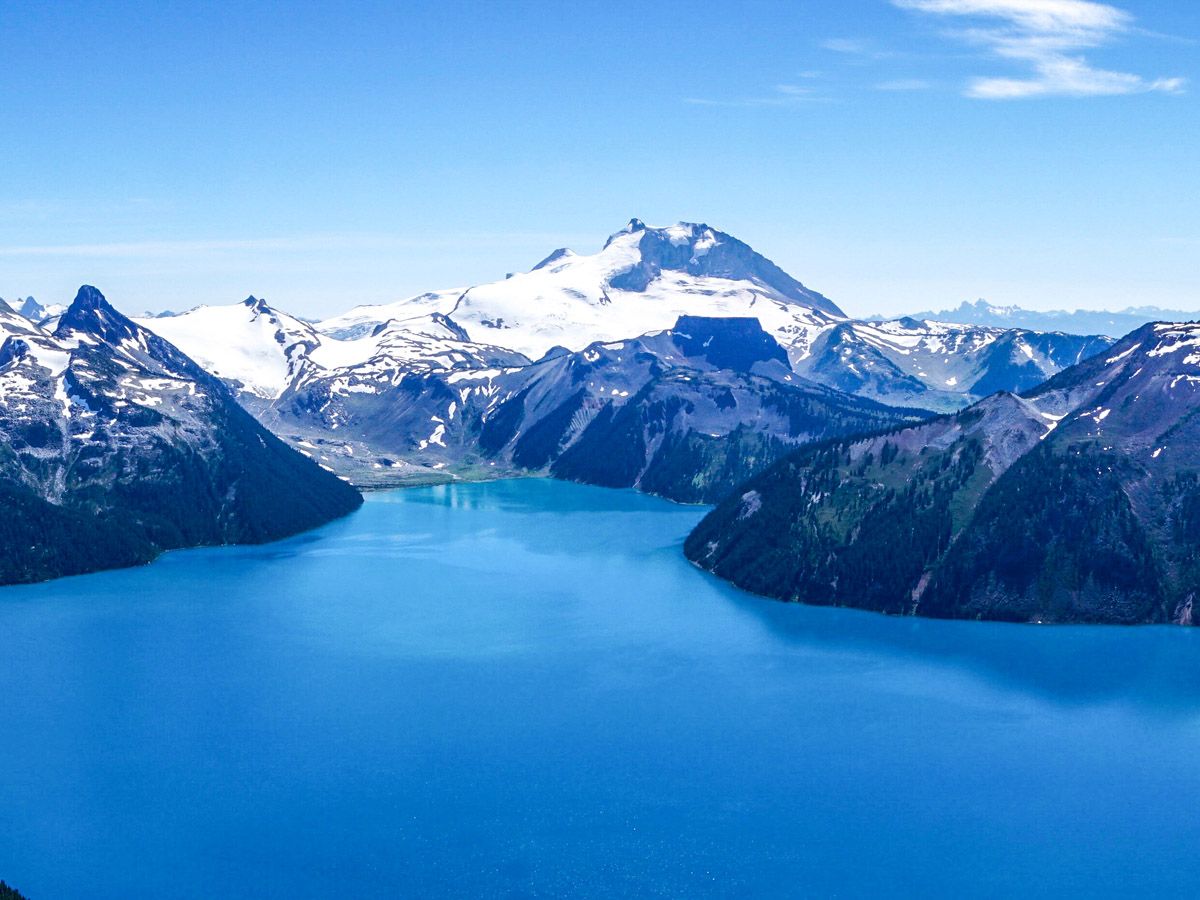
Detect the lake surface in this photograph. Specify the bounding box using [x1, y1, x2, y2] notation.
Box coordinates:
[3, 480, 1200, 898]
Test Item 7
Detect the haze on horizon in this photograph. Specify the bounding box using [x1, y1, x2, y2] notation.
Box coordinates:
[1, 0, 1196, 320]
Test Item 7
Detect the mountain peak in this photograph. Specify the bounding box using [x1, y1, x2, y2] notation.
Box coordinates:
[55, 285, 139, 344]
[243, 295, 272, 314]
[603, 218, 649, 248]
[602, 221, 844, 317]
[68, 285, 111, 314]
[17, 297, 43, 319]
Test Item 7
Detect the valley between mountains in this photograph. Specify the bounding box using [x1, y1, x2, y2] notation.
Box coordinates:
[5, 219, 1198, 624]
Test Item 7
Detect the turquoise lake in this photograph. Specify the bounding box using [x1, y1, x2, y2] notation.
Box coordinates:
[3, 479, 1200, 898]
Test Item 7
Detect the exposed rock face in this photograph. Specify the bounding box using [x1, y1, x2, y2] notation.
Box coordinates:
[669, 315, 790, 372]
[687, 323, 1200, 624]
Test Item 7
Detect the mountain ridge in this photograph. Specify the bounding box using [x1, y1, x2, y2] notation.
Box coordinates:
[686, 321, 1200, 624]
[150, 220, 1109, 413]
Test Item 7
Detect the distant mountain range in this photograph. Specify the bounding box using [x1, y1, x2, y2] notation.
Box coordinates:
[794, 318, 1110, 411]
[878, 299, 1200, 338]
[0, 296, 67, 323]
[688, 323, 1200, 625]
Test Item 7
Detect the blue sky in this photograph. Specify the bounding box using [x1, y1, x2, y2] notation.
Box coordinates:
[0, 0, 1196, 318]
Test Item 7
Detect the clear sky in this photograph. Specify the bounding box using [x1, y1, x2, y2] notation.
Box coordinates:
[0, 0, 1196, 318]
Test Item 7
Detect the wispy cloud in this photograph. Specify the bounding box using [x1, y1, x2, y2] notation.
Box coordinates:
[685, 83, 829, 108]
[823, 38, 871, 55]
[875, 78, 934, 91]
[820, 37, 905, 62]
[893, 0, 1185, 99]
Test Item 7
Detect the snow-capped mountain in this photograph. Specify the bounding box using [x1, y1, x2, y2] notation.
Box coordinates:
[119, 220, 1115, 495]
[137, 296, 529, 402]
[0, 298, 44, 338]
[0, 286, 361, 585]
[319, 219, 845, 364]
[265, 315, 924, 501]
[127, 222, 1110, 419]
[135, 296, 329, 398]
[688, 320, 1200, 624]
[288, 312, 530, 397]
[314, 220, 1110, 409]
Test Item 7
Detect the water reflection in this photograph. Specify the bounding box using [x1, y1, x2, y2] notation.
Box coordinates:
[704, 565, 1200, 714]
[388, 477, 693, 516]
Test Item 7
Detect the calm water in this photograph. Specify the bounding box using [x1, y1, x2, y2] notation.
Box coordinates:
[3, 480, 1200, 898]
